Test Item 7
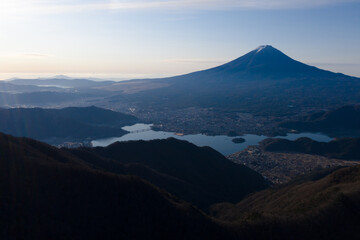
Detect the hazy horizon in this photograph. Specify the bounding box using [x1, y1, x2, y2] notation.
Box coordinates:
[1, 49, 360, 81]
[1, 0, 360, 80]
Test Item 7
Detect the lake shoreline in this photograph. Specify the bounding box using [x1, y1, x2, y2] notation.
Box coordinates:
[91, 123, 333, 156]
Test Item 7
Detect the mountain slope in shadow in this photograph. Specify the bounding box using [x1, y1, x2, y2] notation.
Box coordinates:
[211, 165, 360, 239]
[0, 133, 231, 240]
[108, 46, 360, 115]
[2, 132, 360, 240]
[67, 138, 268, 210]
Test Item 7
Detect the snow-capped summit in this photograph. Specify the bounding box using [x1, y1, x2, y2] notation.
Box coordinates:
[204, 44, 317, 75]
[255, 45, 271, 53]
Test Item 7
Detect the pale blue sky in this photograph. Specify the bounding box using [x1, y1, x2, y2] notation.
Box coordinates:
[1, 0, 360, 80]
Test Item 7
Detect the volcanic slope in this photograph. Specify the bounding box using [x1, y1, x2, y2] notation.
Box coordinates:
[110, 45, 360, 115]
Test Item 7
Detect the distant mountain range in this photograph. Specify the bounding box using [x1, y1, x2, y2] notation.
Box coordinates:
[0, 106, 137, 142]
[9, 77, 114, 89]
[1, 76, 114, 93]
[0, 81, 65, 93]
[0, 77, 115, 107]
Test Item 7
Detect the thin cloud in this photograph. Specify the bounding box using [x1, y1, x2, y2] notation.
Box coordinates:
[162, 58, 228, 64]
[20, 53, 52, 58]
[2, 53, 52, 59]
[1, 0, 359, 15]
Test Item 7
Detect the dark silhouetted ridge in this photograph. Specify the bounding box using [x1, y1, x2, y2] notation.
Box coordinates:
[211, 164, 360, 239]
[260, 137, 360, 160]
[2, 132, 360, 239]
[67, 138, 268, 210]
[0, 132, 230, 240]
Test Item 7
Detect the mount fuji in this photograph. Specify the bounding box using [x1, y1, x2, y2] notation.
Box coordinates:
[105, 45, 360, 115]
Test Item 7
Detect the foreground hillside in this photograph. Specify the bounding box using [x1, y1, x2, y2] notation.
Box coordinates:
[1, 133, 360, 239]
[0, 133, 229, 240]
[67, 138, 267, 210]
[211, 165, 360, 239]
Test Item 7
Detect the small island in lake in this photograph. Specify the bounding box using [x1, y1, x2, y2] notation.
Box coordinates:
[232, 137, 246, 144]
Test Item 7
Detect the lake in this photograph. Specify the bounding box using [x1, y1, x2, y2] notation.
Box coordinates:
[91, 123, 333, 156]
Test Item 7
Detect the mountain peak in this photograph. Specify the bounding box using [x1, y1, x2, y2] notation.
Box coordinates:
[205, 45, 322, 77]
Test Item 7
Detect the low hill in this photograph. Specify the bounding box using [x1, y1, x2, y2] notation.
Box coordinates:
[54, 106, 137, 127]
[0, 133, 230, 240]
[67, 138, 268, 210]
[260, 137, 360, 160]
[210, 165, 360, 239]
[0, 106, 137, 141]
[280, 105, 360, 136]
